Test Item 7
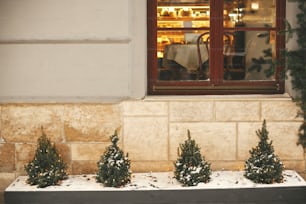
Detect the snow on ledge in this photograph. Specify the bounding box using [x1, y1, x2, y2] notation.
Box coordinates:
[6, 170, 306, 192]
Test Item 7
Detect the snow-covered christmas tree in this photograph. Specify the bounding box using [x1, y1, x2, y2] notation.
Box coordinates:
[244, 120, 284, 184]
[25, 127, 67, 188]
[96, 130, 131, 187]
[174, 130, 211, 186]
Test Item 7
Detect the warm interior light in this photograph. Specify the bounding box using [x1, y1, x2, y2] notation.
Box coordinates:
[168, 7, 175, 12]
[157, 51, 163, 58]
[157, 6, 209, 9]
[251, 2, 259, 11]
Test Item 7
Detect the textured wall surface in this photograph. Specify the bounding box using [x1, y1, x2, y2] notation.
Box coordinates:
[0, 96, 304, 173]
[0, 96, 305, 200]
[0, 1, 303, 203]
[0, 0, 147, 102]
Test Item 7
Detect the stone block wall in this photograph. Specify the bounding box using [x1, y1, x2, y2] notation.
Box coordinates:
[0, 95, 305, 194]
[123, 96, 305, 173]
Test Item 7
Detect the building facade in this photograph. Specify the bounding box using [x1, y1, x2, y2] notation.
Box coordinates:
[0, 0, 305, 201]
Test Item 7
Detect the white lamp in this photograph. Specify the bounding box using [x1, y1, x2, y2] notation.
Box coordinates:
[251, 1, 259, 12]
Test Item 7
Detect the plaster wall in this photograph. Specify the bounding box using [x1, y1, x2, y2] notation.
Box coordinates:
[0, 0, 146, 101]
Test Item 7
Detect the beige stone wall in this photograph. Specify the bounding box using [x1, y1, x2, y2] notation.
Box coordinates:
[123, 96, 305, 173]
[0, 96, 305, 189]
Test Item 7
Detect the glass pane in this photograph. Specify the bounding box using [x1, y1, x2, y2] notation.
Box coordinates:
[158, 30, 209, 81]
[245, 30, 276, 80]
[157, 1, 210, 29]
[157, 0, 210, 81]
[223, 30, 276, 81]
[224, 0, 276, 28]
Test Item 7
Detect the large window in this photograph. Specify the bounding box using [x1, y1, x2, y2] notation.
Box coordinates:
[147, 0, 286, 95]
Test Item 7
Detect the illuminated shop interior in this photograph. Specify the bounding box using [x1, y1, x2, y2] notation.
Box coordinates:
[156, 0, 276, 81]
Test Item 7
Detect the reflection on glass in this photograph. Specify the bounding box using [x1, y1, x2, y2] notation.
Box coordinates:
[223, 0, 276, 81]
[225, 0, 276, 28]
[222, 30, 246, 80]
[244, 30, 276, 80]
[223, 30, 276, 81]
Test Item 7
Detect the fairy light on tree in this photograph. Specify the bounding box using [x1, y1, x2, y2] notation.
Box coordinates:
[96, 130, 131, 187]
[25, 127, 67, 188]
[174, 130, 211, 186]
[244, 120, 284, 184]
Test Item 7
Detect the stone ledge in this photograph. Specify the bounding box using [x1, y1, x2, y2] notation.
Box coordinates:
[0, 173, 16, 191]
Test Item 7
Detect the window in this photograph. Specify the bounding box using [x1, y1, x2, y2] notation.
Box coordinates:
[147, 0, 286, 95]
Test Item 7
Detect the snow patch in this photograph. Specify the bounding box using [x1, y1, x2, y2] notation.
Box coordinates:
[6, 170, 306, 192]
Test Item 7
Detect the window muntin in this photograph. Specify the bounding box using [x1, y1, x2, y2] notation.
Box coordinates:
[148, 0, 285, 94]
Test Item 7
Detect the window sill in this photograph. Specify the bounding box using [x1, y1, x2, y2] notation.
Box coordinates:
[143, 93, 292, 101]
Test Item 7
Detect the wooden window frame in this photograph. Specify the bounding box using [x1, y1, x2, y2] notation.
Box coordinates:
[147, 0, 286, 95]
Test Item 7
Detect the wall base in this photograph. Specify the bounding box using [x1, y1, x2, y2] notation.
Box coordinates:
[5, 187, 306, 204]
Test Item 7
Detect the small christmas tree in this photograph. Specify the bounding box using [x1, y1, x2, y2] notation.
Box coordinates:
[174, 130, 211, 186]
[25, 127, 67, 188]
[96, 130, 131, 187]
[244, 120, 284, 184]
